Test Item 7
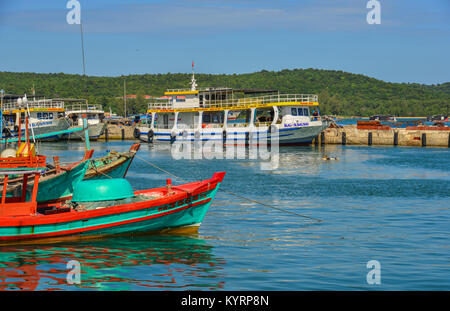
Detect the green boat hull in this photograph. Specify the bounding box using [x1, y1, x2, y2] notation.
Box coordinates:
[3, 161, 89, 203]
[86, 158, 132, 180]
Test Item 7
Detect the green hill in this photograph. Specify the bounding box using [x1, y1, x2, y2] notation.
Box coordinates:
[1, 69, 448, 117]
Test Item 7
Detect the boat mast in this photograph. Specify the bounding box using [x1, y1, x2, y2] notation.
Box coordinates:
[191, 61, 197, 91]
[124, 79, 127, 118]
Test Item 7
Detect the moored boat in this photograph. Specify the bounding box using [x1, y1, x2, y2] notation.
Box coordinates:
[65, 102, 106, 140]
[2, 150, 94, 203]
[135, 70, 329, 145]
[1, 95, 71, 141]
[0, 172, 225, 241]
[84, 143, 140, 180]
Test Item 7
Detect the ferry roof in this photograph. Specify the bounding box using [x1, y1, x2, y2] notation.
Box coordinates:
[163, 87, 279, 96]
[147, 93, 319, 113]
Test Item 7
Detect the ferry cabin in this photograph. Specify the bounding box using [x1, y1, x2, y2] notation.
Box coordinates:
[138, 85, 327, 145]
[1, 98, 65, 136]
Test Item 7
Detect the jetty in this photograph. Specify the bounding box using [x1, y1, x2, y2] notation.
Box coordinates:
[314, 121, 450, 147]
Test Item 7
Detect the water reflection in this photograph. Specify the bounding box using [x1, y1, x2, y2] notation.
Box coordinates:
[0, 235, 225, 291]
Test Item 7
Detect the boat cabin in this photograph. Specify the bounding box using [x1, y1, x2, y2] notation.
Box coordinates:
[65, 103, 105, 127]
[146, 88, 319, 131]
[1, 98, 65, 134]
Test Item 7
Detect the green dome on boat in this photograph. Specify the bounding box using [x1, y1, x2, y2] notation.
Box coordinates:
[72, 179, 135, 202]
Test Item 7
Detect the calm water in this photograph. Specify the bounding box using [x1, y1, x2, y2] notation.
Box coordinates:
[0, 141, 449, 291]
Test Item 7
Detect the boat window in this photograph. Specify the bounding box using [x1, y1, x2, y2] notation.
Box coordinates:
[303, 108, 310, 116]
[291, 108, 298, 116]
[43, 113, 48, 119]
[37, 112, 42, 119]
[297, 108, 304, 116]
[49, 113, 53, 119]
[203, 115, 211, 123]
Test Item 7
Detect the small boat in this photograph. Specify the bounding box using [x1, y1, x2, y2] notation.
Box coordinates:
[0, 111, 94, 203]
[0, 172, 225, 242]
[84, 143, 140, 180]
[1, 149, 94, 203]
[369, 115, 397, 122]
[427, 114, 448, 122]
[64, 102, 106, 140]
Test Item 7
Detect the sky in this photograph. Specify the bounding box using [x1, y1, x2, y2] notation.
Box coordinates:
[0, 0, 449, 84]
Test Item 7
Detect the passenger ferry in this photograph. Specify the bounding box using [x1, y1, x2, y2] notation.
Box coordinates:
[65, 102, 106, 140]
[135, 73, 329, 145]
[1, 96, 69, 141]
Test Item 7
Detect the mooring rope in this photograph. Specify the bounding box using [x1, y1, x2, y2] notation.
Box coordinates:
[134, 154, 323, 223]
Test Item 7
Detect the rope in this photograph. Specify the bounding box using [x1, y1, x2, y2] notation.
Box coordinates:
[134, 154, 322, 223]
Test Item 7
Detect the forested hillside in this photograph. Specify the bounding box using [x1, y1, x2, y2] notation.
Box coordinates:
[0, 69, 448, 117]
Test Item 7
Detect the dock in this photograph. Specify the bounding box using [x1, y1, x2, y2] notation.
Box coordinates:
[97, 125, 137, 141]
[315, 124, 450, 147]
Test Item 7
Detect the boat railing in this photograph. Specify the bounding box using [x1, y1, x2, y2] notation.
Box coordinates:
[65, 103, 104, 114]
[166, 87, 232, 93]
[2, 99, 65, 111]
[148, 94, 318, 111]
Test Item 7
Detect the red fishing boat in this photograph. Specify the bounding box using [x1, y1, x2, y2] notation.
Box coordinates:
[0, 172, 225, 242]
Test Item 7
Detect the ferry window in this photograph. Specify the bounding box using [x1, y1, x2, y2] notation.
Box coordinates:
[49, 113, 53, 119]
[43, 113, 48, 119]
[37, 112, 42, 119]
[303, 108, 310, 116]
[291, 108, 298, 116]
[203, 115, 211, 123]
[297, 108, 304, 116]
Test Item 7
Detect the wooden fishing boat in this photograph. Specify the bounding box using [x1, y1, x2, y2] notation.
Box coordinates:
[0, 109, 94, 203]
[84, 143, 140, 180]
[1, 150, 93, 203]
[0, 172, 225, 242]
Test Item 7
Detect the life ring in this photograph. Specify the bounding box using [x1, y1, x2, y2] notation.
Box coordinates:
[133, 128, 140, 138]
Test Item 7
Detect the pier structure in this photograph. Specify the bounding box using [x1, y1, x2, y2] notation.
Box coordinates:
[314, 125, 450, 147]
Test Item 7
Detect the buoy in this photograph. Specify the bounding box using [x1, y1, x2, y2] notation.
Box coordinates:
[322, 154, 338, 161]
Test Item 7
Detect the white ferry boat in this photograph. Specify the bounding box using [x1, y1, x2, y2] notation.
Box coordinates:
[1, 96, 70, 141]
[65, 102, 106, 140]
[135, 73, 329, 145]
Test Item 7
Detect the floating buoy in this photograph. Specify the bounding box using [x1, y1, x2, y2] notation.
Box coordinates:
[322, 154, 338, 161]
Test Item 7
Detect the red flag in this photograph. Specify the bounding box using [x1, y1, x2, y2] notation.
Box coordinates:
[192, 61, 194, 69]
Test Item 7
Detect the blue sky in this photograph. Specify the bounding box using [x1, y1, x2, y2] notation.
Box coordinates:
[0, 0, 449, 84]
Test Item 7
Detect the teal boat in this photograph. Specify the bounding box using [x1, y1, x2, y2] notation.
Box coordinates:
[84, 143, 140, 180]
[2, 150, 94, 203]
[0, 172, 226, 242]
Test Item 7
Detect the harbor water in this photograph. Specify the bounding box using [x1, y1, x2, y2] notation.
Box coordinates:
[0, 141, 449, 290]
